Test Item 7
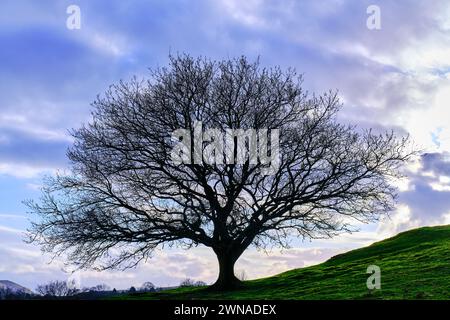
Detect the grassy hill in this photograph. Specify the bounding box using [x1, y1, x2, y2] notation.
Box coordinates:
[120, 225, 450, 300]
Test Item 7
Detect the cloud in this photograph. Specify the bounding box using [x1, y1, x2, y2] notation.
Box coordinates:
[395, 153, 450, 224]
[0, 126, 69, 166]
[420, 152, 450, 176]
[0, 224, 24, 234]
[0, 120, 71, 177]
[375, 204, 421, 237]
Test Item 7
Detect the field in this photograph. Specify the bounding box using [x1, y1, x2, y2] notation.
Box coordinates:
[119, 225, 450, 300]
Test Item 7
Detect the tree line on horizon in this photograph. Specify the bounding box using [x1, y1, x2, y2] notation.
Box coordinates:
[0, 278, 207, 300]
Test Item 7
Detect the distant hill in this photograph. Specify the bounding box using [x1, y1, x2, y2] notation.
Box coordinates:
[121, 225, 450, 300]
[0, 280, 33, 295]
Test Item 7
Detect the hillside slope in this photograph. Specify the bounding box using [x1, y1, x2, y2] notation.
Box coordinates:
[0, 280, 33, 295]
[122, 225, 450, 300]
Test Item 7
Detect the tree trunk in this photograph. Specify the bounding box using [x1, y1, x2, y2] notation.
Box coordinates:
[210, 249, 242, 291]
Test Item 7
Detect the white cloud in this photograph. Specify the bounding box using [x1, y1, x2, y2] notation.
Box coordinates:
[376, 204, 421, 238]
[0, 213, 27, 219]
[87, 32, 128, 57]
[0, 224, 24, 234]
[0, 163, 55, 179]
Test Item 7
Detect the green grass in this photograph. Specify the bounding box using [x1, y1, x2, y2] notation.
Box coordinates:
[118, 225, 450, 300]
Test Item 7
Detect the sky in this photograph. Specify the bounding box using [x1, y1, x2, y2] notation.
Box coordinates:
[1, 0, 450, 291]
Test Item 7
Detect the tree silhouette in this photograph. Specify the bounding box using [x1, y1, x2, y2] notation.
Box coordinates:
[36, 280, 79, 297]
[140, 282, 155, 292]
[26, 55, 412, 290]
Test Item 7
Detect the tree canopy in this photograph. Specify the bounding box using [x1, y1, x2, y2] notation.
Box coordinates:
[27, 55, 413, 290]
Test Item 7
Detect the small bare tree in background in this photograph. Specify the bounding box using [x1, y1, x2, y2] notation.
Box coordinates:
[140, 282, 156, 292]
[36, 280, 79, 297]
[83, 283, 110, 292]
[26, 55, 413, 290]
[179, 279, 207, 287]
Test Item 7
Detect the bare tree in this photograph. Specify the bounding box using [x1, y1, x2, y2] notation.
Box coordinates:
[194, 281, 207, 287]
[26, 55, 413, 290]
[83, 283, 111, 292]
[179, 278, 195, 287]
[140, 282, 156, 292]
[36, 280, 79, 297]
[129, 286, 137, 293]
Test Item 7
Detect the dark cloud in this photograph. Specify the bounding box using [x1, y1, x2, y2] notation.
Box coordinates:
[421, 152, 450, 176]
[399, 152, 450, 222]
[401, 179, 450, 220]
